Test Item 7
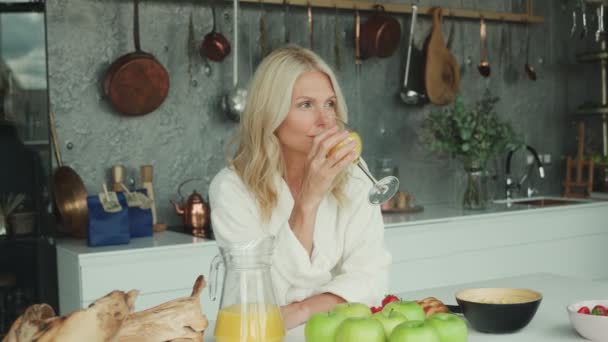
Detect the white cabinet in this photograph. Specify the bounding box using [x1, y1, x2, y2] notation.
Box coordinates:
[56, 231, 221, 319]
[56, 201, 608, 321]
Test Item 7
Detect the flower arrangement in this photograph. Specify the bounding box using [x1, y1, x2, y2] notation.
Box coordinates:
[420, 89, 522, 169]
[420, 89, 522, 209]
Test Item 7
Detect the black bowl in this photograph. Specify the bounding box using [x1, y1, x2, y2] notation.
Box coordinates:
[455, 288, 542, 333]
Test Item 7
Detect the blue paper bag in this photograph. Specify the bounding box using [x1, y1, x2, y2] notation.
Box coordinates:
[126, 189, 153, 238]
[86, 192, 130, 247]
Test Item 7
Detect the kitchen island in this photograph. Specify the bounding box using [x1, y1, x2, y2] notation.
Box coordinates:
[204, 273, 607, 341]
[55, 198, 608, 321]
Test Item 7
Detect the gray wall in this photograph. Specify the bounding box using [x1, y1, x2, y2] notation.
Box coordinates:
[46, 0, 598, 226]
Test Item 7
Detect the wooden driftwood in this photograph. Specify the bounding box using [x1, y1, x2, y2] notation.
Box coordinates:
[3, 289, 138, 342]
[3, 276, 208, 342]
[116, 275, 209, 342]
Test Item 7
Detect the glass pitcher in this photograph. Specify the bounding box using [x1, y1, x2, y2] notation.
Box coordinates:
[209, 235, 286, 342]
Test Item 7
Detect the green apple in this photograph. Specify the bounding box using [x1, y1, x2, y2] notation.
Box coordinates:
[304, 311, 348, 342]
[331, 302, 372, 318]
[335, 317, 385, 342]
[382, 301, 426, 321]
[373, 310, 408, 337]
[426, 313, 468, 342]
[389, 320, 441, 342]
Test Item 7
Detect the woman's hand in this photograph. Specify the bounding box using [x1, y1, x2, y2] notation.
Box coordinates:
[289, 126, 358, 256]
[280, 301, 309, 330]
[297, 126, 358, 210]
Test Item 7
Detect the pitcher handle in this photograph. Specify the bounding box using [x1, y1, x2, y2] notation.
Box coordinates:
[209, 253, 223, 301]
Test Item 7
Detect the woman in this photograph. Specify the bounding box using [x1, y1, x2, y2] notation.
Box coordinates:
[209, 45, 391, 329]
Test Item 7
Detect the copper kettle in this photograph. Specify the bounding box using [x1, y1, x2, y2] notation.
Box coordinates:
[170, 179, 211, 239]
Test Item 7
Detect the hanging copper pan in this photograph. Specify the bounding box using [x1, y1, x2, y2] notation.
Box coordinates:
[49, 111, 88, 239]
[360, 5, 401, 59]
[200, 1, 231, 62]
[104, 0, 169, 116]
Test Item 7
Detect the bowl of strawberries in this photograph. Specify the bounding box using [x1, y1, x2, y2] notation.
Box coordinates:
[567, 300, 608, 341]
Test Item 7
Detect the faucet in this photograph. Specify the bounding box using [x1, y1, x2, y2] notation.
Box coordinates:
[505, 145, 545, 199]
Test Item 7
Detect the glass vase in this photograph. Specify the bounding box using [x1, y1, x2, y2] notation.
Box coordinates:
[462, 160, 488, 210]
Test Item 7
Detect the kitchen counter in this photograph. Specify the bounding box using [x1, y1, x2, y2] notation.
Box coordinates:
[55, 197, 608, 318]
[204, 273, 608, 341]
[382, 196, 604, 228]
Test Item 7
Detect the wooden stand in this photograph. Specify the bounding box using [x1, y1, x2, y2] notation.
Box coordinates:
[563, 122, 595, 198]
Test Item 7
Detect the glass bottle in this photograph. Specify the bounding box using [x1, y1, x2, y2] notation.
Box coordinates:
[210, 236, 285, 342]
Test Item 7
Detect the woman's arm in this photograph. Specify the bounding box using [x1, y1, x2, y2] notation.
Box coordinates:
[280, 292, 346, 329]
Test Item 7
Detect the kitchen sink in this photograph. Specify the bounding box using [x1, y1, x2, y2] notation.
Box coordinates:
[493, 196, 594, 207]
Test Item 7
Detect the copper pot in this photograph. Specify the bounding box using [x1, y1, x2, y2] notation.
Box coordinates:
[360, 5, 401, 59]
[200, 2, 231, 62]
[170, 179, 211, 238]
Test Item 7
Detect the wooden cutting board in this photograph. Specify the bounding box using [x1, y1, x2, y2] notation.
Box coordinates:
[425, 7, 460, 106]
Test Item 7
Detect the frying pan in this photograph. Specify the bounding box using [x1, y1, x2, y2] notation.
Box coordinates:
[49, 111, 88, 239]
[200, 1, 231, 62]
[360, 5, 401, 59]
[104, 0, 169, 116]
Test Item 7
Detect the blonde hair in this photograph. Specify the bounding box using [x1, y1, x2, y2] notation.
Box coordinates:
[229, 45, 350, 222]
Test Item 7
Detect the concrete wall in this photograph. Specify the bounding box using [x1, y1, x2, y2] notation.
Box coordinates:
[45, 0, 600, 226]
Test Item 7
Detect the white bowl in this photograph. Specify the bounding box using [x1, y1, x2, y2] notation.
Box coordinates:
[567, 300, 608, 341]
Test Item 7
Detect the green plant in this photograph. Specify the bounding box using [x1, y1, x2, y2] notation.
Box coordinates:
[420, 89, 523, 168]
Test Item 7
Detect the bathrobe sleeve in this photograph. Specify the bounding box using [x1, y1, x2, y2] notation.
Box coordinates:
[317, 174, 391, 306]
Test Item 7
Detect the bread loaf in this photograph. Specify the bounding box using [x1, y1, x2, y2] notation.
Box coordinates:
[416, 297, 450, 317]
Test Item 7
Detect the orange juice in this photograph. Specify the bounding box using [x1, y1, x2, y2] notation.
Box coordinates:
[214, 303, 285, 342]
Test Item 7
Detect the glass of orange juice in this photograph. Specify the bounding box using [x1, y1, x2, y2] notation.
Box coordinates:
[330, 120, 400, 205]
[210, 236, 286, 342]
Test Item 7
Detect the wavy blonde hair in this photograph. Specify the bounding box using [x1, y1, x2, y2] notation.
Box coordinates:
[229, 45, 350, 222]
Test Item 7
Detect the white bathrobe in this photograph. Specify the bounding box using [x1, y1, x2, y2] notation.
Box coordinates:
[209, 165, 391, 307]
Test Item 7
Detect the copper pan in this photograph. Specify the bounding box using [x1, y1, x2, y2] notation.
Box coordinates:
[50, 111, 88, 239]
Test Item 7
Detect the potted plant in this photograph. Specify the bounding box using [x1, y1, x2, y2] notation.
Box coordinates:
[420, 89, 522, 209]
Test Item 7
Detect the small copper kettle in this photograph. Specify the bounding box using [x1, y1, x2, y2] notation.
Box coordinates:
[170, 179, 211, 239]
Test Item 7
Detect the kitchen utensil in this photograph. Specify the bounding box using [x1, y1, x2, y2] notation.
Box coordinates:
[308, 2, 313, 50]
[567, 299, 608, 342]
[259, 0, 269, 58]
[425, 7, 460, 105]
[455, 287, 542, 333]
[477, 17, 491, 77]
[360, 5, 401, 59]
[210, 236, 285, 341]
[200, 1, 231, 62]
[104, 0, 169, 116]
[221, 0, 247, 123]
[597, 5, 604, 42]
[49, 111, 88, 238]
[581, 0, 588, 39]
[355, 9, 361, 70]
[283, 0, 290, 44]
[571, 9, 577, 37]
[170, 178, 211, 238]
[524, 22, 537, 81]
[400, 5, 426, 105]
[334, 6, 341, 71]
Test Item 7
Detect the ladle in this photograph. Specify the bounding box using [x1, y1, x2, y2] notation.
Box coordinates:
[477, 17, 490, 77]
[399, 5, 425, 105]
[524, 22, 537, 81]
[222, 0, 247, 122]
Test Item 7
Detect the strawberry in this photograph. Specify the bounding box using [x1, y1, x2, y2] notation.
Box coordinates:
[592, 305, 608, 316]
[370, 306, 383, 314]
[578, 306, 591, 314]
[381, 294, 400, 307]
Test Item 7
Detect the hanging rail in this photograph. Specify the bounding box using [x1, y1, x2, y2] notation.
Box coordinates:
[235, 0, 544, 24]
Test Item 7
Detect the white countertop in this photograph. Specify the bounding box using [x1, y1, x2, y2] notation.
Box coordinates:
[204, 273, 608, 341]
[54, 196, 608, 255]
[382, 196, 606, 228]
